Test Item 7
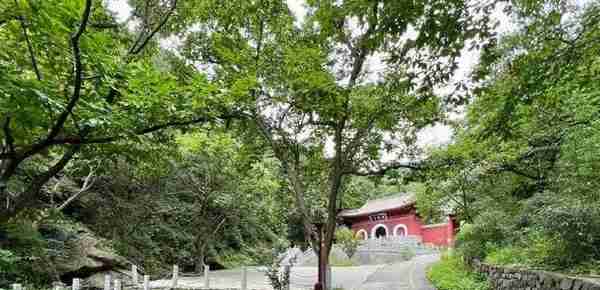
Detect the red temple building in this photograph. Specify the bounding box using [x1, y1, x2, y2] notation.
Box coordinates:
[338, 193, 458, 247]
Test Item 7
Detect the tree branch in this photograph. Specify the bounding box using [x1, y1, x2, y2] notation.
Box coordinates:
[1, 145, 81, 221]
[127, 0, 177, 56]
[56, 163, 97, 211]
[50, 112, 242, 145]
[44, 0, 92, 142]
[2, 116, 15, 154]
[14, 0, 42, 81]
[345, 161, 423, 176]
[495, 164, 540, 180]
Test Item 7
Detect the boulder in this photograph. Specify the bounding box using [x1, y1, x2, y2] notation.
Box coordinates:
[47, 224, 131, 288]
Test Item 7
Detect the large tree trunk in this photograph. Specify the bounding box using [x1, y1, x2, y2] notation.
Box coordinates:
[194, 245, 206, 273]
[0, 146, 80, 223]
[287, 167, 319, 254]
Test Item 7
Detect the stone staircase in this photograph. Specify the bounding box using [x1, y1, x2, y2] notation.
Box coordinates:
[286, 236, 438, 266]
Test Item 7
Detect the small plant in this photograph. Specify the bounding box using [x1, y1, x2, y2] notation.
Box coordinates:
[335, 227, 360, 259]
[264, 244, 292, 290]
[427, 252, 490, 290]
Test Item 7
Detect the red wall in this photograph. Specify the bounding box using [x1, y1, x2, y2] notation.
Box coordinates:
[347, 209, 456, 247]
[350, 213, 422, 237]
[421, 224, 449, 246]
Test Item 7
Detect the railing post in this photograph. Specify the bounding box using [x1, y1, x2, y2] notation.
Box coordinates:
[72, 279, 80, 290]
[241, 266, 247, 290]
[204, 265, 210, 289]
[143, 275, 150, 290]
[203, 264, 210, 288]
[325, 266, 331, 290]
[104, 274, 111, 290]
[114, 279, 121, 290]
[132, 264, 138, 285]
[171, 265, 179, 288]
[284, 265, 291, 290]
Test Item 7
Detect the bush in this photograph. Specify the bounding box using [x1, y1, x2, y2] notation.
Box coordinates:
[484, 245, 529, 267]
[0, 218, 55, 288]
[455, 209, 520, 261]
[0, 249, 20, 287]
[528, 194, 600, 268]
[334, 227, 360, 259]
[427, 252, 490, 290]
[455, 191, 600, 274]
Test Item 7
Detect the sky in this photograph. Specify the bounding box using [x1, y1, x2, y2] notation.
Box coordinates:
[104, 0, 513, 149]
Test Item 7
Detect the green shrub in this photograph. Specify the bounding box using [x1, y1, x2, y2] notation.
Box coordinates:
[485, 245, 528, 266]
[528, 194, 600, 268]
[0, 249, 20, 287]
[0, 218, 55, 288]
[484, 228, 586, 272]
[334, 227, 360, 259]
[427, 252, 490, 290]
[455, 192, 600, 273]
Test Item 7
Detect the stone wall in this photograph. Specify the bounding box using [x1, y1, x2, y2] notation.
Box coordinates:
[472, 260, 600, 290]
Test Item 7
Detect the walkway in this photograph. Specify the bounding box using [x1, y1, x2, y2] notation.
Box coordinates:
[355, 254, 439, 290]
[149, 254, 439, 290]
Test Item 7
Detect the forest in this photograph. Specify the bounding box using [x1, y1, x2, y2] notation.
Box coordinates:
[0, 0, 599, 289]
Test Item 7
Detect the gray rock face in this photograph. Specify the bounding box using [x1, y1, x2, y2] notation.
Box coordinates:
[51, 225, 132, 288]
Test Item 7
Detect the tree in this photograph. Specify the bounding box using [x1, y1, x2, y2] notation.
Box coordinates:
[173, 0, 498, 274]
[0, 0, 234, 222]
[424, 1, 600, 268]
[74, 130, 288, 272]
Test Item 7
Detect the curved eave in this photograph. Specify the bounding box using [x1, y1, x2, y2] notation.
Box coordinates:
[338, 202, 416, 218]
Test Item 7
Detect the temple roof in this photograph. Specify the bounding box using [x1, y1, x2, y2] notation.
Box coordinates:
[338, 193, 416, 218]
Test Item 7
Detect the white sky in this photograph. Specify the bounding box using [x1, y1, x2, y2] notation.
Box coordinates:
[105, 0, 514, 149]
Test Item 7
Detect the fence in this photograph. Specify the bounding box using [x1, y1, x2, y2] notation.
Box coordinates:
[8, 264, 262, 290]
[12, 243, 432, 290]
[10, 262, 322, 290]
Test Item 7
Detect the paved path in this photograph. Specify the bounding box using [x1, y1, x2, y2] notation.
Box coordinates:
[356, 254, 439, 290]
[150, 254, 439, 290]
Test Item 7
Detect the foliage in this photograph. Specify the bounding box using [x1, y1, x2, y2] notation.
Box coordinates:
[454, 210, 513, 262]
[334, 227, 360, 259]
[422, 1, 600, 272]
[427, 252, 490, 290]
[77, 130, 288, 273]
[172, 0, 500, 268]
[484, 230, 556, 269]
[0, 0, 233, 223]
[0, 218, 55, 288]
[527, 194, 600, 269]
[263, 243, 292, 290]
[0, 248, 20, 287]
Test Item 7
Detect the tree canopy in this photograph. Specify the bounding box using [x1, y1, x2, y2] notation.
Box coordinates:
[4, 0, 598, 287]
[419, 0, 600, 270]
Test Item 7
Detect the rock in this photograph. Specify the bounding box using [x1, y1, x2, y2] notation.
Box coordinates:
[57, 233, 128, 273]
[49, 223, 131, 287]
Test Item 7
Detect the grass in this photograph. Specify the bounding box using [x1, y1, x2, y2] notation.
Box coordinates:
[427, 251, 490, 290]
[329, 254, 358, 267]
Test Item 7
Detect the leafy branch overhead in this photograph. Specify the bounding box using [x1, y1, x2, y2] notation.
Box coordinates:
[172, 0, 500, 267]
[0, 0, 238, 222]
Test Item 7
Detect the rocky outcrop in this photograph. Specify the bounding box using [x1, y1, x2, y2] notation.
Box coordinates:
[43, 223, 132, 288]
[473, 260, 600, 290]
